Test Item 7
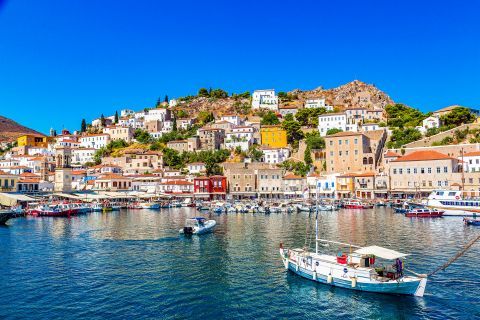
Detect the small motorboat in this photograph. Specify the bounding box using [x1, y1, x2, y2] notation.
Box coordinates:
[405, 208, 444, 218]
[139, 202, 160, 210]
[180, 217, 216, 235]
[464, 217, 480, 226]
[345, 200, 374, 209]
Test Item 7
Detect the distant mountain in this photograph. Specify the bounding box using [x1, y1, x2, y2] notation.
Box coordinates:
[0, 116, 45, 143]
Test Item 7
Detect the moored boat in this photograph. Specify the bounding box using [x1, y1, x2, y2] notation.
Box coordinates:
[0, 210, 13, 225]
[344, 200, 373, 209]
[405, 208, 444, 218]
[424, 190, 480, 216]
[464, 217, 480, 226]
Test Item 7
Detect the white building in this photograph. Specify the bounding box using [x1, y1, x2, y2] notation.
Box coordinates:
[144, 108, 171, 122]
[252, 89, 279, 110]
[169, 99, 178, 107]
[361, 123, 380, 132]
[79, 134, 110, 149]
[120, 109, 135, 117]
[304, 98, 333, 111]
[118, 117, 144, 129]
[178, 118, 196, 130]
[423, 116, 441, 130]
[220, 115, 242, 126]
[187, 162, 206, 174]
[306, 173, 338, 198]
[463, 151, 480, 172]
[318, 113, 348, 137]
[72, 148, 96, 165]
[260, 147, 290, 164]
[225, 126, 254, 151]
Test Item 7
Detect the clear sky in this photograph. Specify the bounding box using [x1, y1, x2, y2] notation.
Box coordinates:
[0, 0, 479, 134]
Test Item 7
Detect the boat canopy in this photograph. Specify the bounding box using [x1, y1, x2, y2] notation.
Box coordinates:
[0, 192, 36, 206]
[354, 245, 409, 260]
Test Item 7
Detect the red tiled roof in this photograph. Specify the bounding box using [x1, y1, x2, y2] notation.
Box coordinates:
[392, 150, 455, 162]
[96, 174, 131, 180]
[161, 180, 193, 185]
[283, 174, 304, 180]
[384, 151, 400, 158]
[463, 151, 480, 157]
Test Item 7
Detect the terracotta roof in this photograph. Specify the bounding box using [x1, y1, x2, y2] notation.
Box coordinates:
[0, 170, 14, 176]
[19, 178, 40, 183]
[283, 174, 304, 180]
[326, 131, 364, 138]
[96, 174, 131, 180]
[19, 172, 39, 177]
[463, 151, 480, 157]
[392, 150, 455, 162]
[71, 170, 87, 175]
[384, 151, 400, 158]
[352, 172, 376, 177]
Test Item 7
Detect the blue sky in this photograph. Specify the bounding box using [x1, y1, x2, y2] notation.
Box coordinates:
[0, 0, 479, 134]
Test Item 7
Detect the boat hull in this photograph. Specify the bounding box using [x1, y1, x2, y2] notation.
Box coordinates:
[0, 210, 12, 225]
[285, 260, 426, 296]
[405, 212, 443, 218]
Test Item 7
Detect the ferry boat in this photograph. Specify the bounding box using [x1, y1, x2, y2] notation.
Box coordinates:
[424, 190, 480, 216]
[405, 208, 444, 218]
[344, 200, 374, 209]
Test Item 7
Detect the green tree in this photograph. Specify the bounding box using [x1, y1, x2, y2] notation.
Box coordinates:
[163, 148, 182, 168]
[281, 118, 303, 147]
[385, 104, 425, 128]
[172, 117, 177, 132]
[176, 109, 188, 118]
[100, 114, 106, 127]
[134, 129, 153, 144]
[326, 128, 343, 135]
[440, 107, 476, 126]
[80, 119, 87, 133]
[247, 145, 263, 161]
[261, 111, 280, 125]
[114, 111, 119, 124]
[304, 145, 312, 166]
[305, 131, 325, 149]
[198, 111, 214, 125]
[386, 128, 422, 148]
[210, 88, 228, 99]
[198, 88, 209, 97]
[164, 95, 169, 103]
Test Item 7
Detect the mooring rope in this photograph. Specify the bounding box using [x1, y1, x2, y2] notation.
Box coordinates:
[428, 233, 480, 277]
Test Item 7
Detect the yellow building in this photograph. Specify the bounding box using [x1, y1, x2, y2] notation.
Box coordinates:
[336, 174, 355, 198]
[17, 134, 49, 148]
[0, 170, 18, 192]
[260, 125, 287, 148]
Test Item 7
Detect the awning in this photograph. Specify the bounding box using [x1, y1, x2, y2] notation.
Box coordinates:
[0, 193, 37, 206]
[354, 246, 409, 260]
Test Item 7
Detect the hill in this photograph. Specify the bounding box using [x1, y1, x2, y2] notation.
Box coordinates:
[171, 80, 395, 117]
[0, 116, 45, 143]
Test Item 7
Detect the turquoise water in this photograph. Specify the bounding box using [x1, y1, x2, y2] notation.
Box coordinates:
[0, 208, 479, 319]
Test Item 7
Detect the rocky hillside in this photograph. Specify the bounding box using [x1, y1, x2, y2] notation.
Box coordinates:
[172, 80, 395, 117]
[287, 80, 394, 110]
[0, 116, 45, 143]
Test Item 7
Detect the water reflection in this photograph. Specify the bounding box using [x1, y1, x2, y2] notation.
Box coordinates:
[0, 207, 479, 319]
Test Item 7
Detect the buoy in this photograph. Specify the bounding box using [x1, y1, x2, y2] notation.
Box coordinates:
[327, 274, 333, 284]
[351, 277, 357, 288]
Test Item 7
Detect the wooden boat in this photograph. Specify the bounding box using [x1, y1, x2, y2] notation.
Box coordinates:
[0, 210, 13, 225]
[179, 217, 216, 235]
[405, 208, 444, 218]
[464, 217, 480, 226]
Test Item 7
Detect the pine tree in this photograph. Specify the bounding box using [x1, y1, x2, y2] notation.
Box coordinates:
[164, 95, 169, 103]
[114, 111, 119, 124]
[80, 119, 87, 133]
[100, 114, 106, 127]
[304, 145, 313, 166]
[172, 117, 177, 131]
[156, 97, 161, 107]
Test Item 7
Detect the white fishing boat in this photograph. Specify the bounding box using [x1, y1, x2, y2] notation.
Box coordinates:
[424, 190, 480, 216]
[179, 217, 216, 235]
[279, 188, 428, 297]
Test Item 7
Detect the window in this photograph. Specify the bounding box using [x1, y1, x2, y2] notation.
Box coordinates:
[355, 150, 358, 155]
[399, 168, 403, 174]
[428, 168, 432, 174]
[407, 168, 410, 174]
[436, 167, 441, 173]
[414, 168, 417, 174]
[421, 168, 425, 174]
[339, 140, 342, 145]
[354, 138, 358, 145]
[438, 181, 442, 187]
[393, 169, 397, 174]
[444, 181, 449, 186]
[444, 167, 448, 173]
[329, 141, 333, 146]
[429, 181, 432, 187]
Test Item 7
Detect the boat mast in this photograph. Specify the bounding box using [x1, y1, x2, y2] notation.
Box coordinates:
[315, 180, 319, 255]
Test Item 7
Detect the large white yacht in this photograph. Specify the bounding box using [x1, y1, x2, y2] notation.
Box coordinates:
[424, 190, 480, 216]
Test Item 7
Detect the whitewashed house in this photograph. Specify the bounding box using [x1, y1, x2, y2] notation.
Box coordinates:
[260, 147, 290, 164]
[318, 113, 348, 136]
[144, 108, 171, 122]
[220, 115, 242, 126]
[423, 116, 441, 130]
[225, 126, 254, 151]
[187, 162, 206, 174]
[463, 151, 480, 172]
[361, 123, 380, 132]
[72, 148, 96, 165]
[79, 134, 110, 149]
[252, 89, 278, 110]
[306, 173, 338, 198]
[120, 109, 135, 117]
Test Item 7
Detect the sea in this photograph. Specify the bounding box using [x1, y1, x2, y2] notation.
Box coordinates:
[0, 207, 479, 319]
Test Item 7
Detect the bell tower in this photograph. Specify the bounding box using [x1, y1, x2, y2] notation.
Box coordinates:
[54, 147, 73, 192]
